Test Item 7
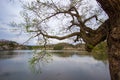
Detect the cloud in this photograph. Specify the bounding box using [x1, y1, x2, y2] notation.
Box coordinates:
[0, 0, 30, 44]
[0, 0, 105, 45]
[0, 0, 21, 22]
[0, 0, 53, 45]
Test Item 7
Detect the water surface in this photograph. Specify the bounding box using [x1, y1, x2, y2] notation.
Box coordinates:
[0, 50, 111, 80]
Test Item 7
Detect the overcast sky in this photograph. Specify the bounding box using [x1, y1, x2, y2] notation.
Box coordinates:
[0, 0, 107, 45]
[0, 0, 39, 45]
[0, 0, 78, 45]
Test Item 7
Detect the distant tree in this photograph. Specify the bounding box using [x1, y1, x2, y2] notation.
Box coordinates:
[20, 0, 120, 80]
[53, 44, 64, 50]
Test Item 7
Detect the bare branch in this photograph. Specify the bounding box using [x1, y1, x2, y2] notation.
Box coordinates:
[81, 19, 109, 51]
[83, 15, 98, 24]
[21, 0, 110, 52]
[35, 31, 81, 40]
[50, 0, 60, 11]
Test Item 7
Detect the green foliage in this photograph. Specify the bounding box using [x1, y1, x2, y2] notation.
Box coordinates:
[29, 56, 38, 65]
[53, 43, 74, 50]
[93, 41, 107, 52]
[92, 41, 108, 61]
[92, 51, 108, 61]
[87, 44, 94, 49]
[53, 44, 64, 50]
[29, 50, 52, 65]
[27, 46, 43, 50]
[29, 50, 52, 73]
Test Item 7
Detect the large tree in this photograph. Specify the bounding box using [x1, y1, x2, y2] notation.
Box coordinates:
[21, 0, 120, 80]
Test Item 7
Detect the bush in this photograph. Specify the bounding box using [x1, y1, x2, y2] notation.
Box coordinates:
[53, 45, 64, 50]
[93, 41, 107, 52]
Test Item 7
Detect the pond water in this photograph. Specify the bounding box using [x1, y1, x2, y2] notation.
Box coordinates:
[0, 50, 111, 80]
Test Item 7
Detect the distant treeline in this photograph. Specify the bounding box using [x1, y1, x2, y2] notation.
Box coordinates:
[0, 39, 28, 50]
[0, 39, 107, 51]
[27, 42, 85, 50]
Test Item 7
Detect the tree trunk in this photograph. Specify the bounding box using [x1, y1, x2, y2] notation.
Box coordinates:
[107, 15, 120, 80]
[96, 1, 120, 80]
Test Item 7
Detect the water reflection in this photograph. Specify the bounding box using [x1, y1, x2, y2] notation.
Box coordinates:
[49, 50, 108, 61]
[0, 50, 33, 59]
[0, 50, 110, 80]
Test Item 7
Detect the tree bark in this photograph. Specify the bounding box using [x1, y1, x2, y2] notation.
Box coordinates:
[96, 0, 120, 80]
[107, 16, 120, 80]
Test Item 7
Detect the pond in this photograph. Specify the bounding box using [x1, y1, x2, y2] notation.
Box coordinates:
[0, 50, 111, 80]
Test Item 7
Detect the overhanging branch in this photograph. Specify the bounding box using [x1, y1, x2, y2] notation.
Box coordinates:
[81, 19, 109, 51]
[35, 31, 81, 40]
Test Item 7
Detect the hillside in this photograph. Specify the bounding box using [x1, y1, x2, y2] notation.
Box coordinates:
[0, 40, 28, 50]
[0, 39, 106, 51]
[31, 42, 85, 50]
[0, 39, 86, 50]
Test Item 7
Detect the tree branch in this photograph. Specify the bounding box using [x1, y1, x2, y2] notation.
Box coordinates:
[83, 15, 98, 24]
[81, 19, 109, 51]
[35, 31, 81, 40]
[22, 0, 111, 52]
[96, 0, 120, 17]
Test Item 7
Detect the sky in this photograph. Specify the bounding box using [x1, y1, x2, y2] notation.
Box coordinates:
[0, 0, 77, 45]
[0, 0, 107, 45]
[0, 0, 41, 45]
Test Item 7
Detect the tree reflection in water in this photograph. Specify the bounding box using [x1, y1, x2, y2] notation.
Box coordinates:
[29, 50, 52, 73]
[29, 50, 108, 73]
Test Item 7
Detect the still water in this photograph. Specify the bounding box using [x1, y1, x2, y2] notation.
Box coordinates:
[0, 50, 111, 80]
